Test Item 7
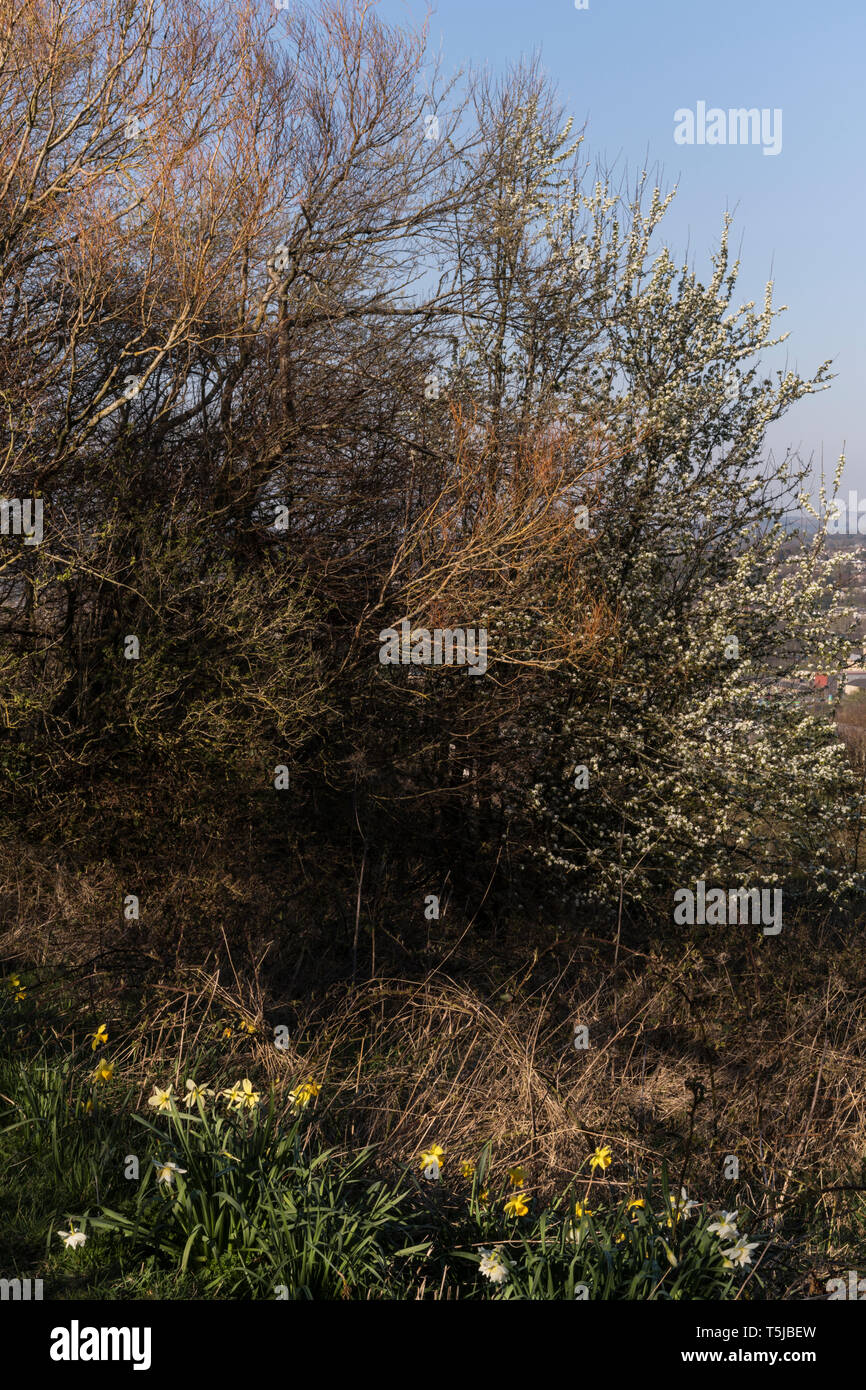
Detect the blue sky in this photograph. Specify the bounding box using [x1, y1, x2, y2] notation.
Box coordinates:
[380, 0, 865, 498]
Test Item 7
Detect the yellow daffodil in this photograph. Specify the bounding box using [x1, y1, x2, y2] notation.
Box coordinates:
[289, 1078, 320, 1111]
[419, 1144, 445, 1170]
[92, 1059, 114, 1083]
[460, 1159, 474, 1179]
[575, 1201, 594, 1218]
[237, 1019, 257, 1035]
[507, 1165, 526, 1189]
[419, 1144, 445, 1180]
[90, 1024, 108, 1051]
[503, 1193, 529, 1218]
[589, 1145, 612, 1171]
[147, 1084, 174, 1112]
[627, 1198, 646, 1211]
[7, 975, 26, 1001]
[479, 1189, 489, 1206]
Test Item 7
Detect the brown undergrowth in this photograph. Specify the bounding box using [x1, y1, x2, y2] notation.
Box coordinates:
[7, 902, 866, 1295]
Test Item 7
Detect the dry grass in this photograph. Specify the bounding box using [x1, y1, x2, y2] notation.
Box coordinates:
[25, 927, 862, 1209]
[6, 863, 866, 1297]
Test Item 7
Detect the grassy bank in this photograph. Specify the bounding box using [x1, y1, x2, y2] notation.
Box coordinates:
[4, 914, 865, 1300]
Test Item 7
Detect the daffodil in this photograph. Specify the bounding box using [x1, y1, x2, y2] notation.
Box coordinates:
[92, 1059, 114, 1083]
[419, 1144, 445, 1179]
[478, 1247, 510, 1285]
[6, 974, 26, 1001]
[221, 1081, 245, 1107]
[148, 1084, 174, 1112]
[183, 1079, 213, 1108]
[566, 1205, 594, 1242]
[460, 1159, 474, 1179]
[721, 1236, 759, 1268]
[503, 1193, 529, 1218]
[707, 1211, 740, 1241]
[90, 1024, 108, 1051]
[627, 1198, 645, 1211]
[507, 1165, 526, 1189]
[57, 1226, 86, 1249]
[239, 1077, 261, 1109]
[237, 1019, 257, 1035]
[154, 1159, 187, 1186]
[589, 1145, 612, 1171]
[669, 1186, 699, 1217]
[289, 1079, 320, 1111]
[478, 1189, 489, 1206]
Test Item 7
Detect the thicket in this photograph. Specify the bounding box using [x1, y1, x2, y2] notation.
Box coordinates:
[1, 0, 858, 990]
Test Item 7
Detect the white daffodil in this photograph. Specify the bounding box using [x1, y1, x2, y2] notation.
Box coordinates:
[478, 1247, 510, 1285]
[183, 1079, 213, 1108]
[239, 1077, 261, 1110]
[57, 1227, 87, 1249]
[153, 1159, 187, 1185]
[721, 1236, 759, 1268]
[707, 1211, 740, 1241]
[571, 1211, 594, 1241]
[147, 1085, 174, 1113]
[669, 1187, 700, 1217]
